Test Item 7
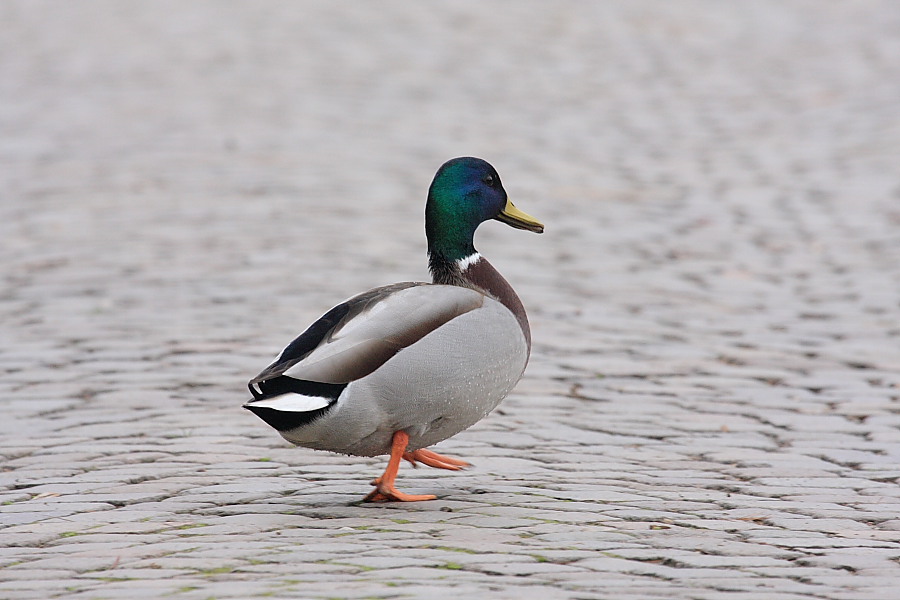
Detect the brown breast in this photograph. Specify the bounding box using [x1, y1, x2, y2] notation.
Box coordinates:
[462, 256, 532, 353]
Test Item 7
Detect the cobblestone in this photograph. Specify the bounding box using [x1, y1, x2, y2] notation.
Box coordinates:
[3, 0, 900, 598]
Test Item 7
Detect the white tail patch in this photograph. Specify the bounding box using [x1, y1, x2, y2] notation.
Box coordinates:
[244, 394, 330, 413]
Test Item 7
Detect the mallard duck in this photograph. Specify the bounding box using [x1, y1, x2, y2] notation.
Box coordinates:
[244, 157, 543, 502]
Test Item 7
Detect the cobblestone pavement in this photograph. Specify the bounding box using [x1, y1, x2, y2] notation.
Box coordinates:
[3, 1, 900, 598]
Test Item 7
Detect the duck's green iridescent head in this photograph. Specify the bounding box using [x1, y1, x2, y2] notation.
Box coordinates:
[425, 157, 543, 262]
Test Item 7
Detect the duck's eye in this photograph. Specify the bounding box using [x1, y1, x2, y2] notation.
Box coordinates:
[482, 175, 494, 186]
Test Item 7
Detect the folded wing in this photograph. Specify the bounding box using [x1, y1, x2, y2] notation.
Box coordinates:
[249, 283, 486, 393]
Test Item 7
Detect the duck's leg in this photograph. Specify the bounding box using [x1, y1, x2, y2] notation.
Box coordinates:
[403, 448, 471, 471]
[363, 431, 437, 502]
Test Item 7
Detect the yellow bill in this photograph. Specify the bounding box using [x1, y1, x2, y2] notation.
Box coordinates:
[496, 199, 544, 233]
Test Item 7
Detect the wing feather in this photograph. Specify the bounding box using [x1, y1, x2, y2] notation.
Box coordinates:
[249, 283, 485, 386]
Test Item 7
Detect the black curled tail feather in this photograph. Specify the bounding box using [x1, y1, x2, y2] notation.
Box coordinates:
[244, 376, 348, 432]
[247, 376, 347, 403]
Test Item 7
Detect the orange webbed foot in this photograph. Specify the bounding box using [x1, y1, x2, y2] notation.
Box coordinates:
[363, 482, 436, 503]
[403, 448, 471, 471]
[362, 431, 439, 503]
